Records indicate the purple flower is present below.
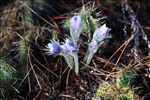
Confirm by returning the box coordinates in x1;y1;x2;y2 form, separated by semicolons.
93;24;111;42
60;45;69;52
70;15;81;30
66;39;75;47
84;24;111;64
47;43;61;54
61;39;78;53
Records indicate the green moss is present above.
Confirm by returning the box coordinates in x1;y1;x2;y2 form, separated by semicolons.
93;83;118;100
81;17;89;33
93;69;138;100
0;59;14;80
120;87;135;100
63;19;70;35
88;16;99;33
93;83;136;100
116;69;137;88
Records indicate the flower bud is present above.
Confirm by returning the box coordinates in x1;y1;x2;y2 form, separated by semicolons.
93;24;111;42
70;15;82;44
70;15;81;30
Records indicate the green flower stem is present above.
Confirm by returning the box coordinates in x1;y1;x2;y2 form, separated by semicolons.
86;52;95;64
72;53;79;74
84;41;104;64
83;51;89;62
61;53;74;69
71;31;79;45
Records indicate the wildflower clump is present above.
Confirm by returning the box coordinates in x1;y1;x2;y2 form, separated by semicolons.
45;4;111;74
116;69;137;88
45;39;79;74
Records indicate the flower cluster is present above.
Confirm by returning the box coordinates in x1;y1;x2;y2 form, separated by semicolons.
45;13;111;75
45;15;82;75
45;39;79;74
